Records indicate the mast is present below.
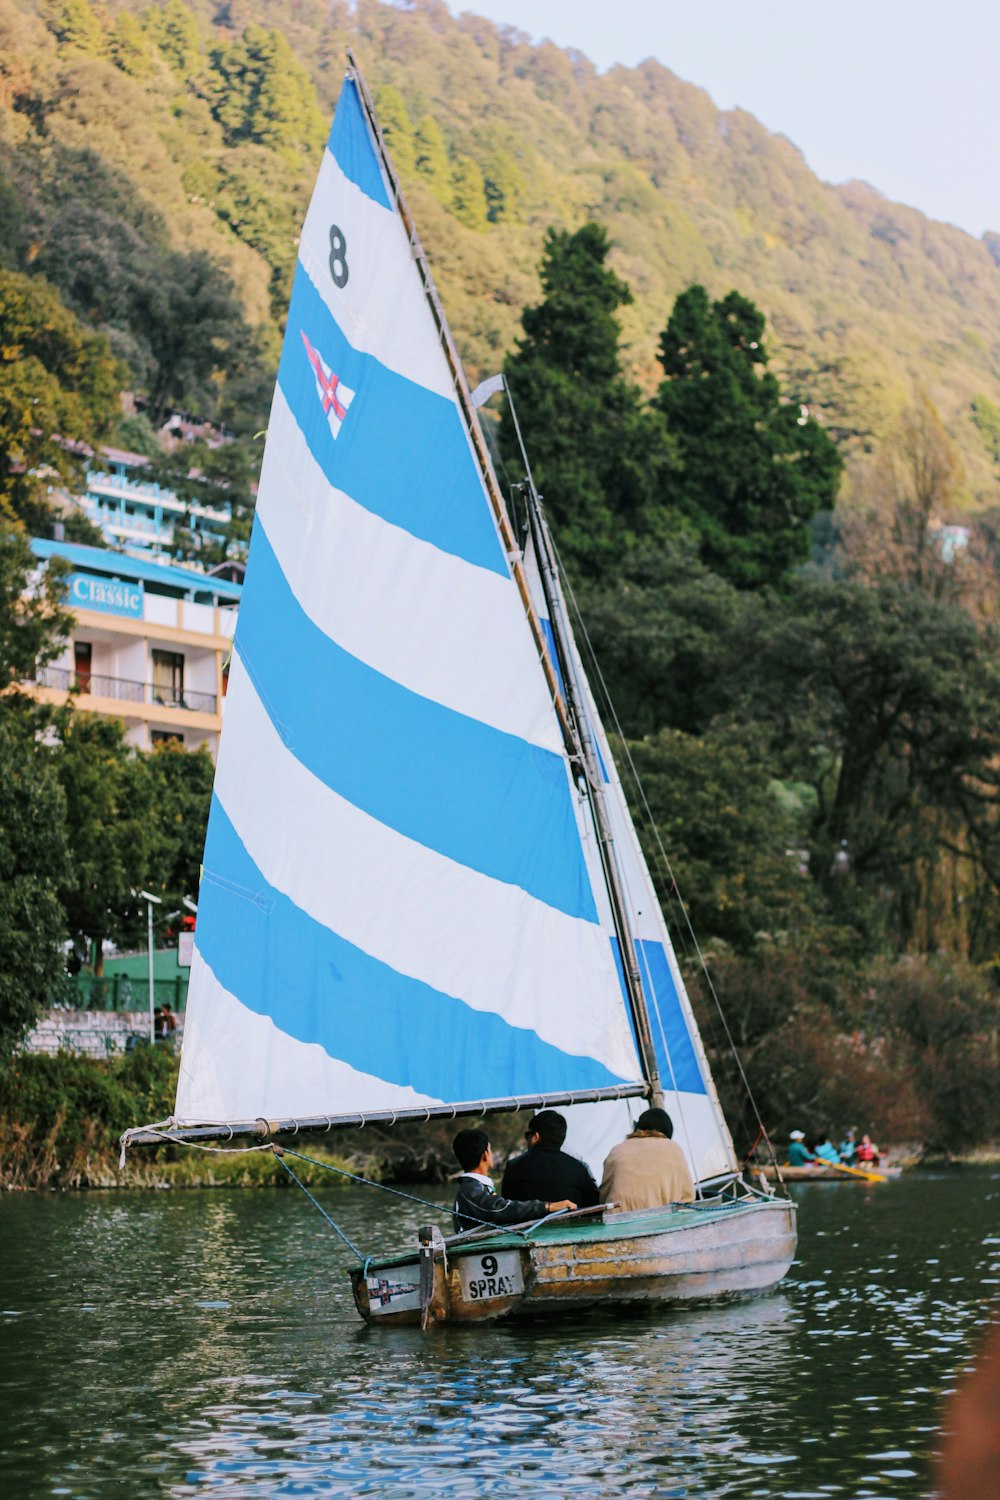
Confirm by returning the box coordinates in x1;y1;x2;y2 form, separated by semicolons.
516;467;664;1107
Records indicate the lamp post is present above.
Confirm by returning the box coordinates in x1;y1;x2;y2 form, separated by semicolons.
138;889;163;1044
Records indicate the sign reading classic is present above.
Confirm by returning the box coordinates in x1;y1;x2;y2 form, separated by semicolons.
68;571;144;619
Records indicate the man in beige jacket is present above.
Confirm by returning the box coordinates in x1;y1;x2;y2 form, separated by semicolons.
599;1107;696;1210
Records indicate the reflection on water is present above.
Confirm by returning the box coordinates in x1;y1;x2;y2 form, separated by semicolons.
1;1170;997;1497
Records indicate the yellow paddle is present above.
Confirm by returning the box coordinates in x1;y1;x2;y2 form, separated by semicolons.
829;1158;887;1183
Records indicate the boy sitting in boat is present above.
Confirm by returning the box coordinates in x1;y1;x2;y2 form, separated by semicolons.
599;1108;695;1210
500;1110;600;1209
452;1128;577;1233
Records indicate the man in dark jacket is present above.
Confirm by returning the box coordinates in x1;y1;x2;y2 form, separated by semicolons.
452;1128;576;1233
501;1110;599;1208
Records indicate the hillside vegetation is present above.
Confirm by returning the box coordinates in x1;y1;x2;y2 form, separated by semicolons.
1;0;998;505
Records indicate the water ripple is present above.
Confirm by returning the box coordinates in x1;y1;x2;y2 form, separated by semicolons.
0;1171;995;1497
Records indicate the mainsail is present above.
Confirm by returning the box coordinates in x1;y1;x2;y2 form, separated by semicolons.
174;74;646;1129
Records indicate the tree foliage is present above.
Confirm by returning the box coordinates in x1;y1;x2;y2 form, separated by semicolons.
0;519;70;1058
656;285;843;589
209;23;325;158
0;267;121;533
499;223;676;574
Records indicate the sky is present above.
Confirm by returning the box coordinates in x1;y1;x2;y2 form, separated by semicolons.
443;0;998;239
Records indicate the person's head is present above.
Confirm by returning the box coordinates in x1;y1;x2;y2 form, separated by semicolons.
634;1107;674;1138
525;1110;567;1149
789;1130;805;1142
453;1127;491;1173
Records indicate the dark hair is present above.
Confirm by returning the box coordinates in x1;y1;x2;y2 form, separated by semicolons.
528;1110;567;1148
635;1107;674;1138
453;1128;490;1171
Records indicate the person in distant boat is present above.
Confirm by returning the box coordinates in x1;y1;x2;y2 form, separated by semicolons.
787;1130;818;1167
501;1110;599;1209
452;1128;576;1234
814;1135;841;1166
839;1127;858;1164
599;1108;695;1211
855;1134;880;1167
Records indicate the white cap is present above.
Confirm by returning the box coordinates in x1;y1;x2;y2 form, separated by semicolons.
789;1130;805;1141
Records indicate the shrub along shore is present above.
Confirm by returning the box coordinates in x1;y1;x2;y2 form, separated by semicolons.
0;1049;490;1191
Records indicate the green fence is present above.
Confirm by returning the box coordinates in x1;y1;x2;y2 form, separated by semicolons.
50;973;189;1012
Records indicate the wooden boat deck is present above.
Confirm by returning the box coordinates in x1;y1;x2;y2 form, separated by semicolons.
363;1198;751;1272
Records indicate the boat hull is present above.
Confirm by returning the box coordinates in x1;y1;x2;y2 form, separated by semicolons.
761;1164;903;1182
350;1196;797;1326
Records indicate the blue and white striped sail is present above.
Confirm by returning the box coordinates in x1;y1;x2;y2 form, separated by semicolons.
520;539;738;1184
175;77;644;1126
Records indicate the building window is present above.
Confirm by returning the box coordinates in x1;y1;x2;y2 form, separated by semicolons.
152;649;184;707
152;730;184;747
74;640;92;693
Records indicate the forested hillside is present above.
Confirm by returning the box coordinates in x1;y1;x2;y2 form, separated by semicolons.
1;0;999;503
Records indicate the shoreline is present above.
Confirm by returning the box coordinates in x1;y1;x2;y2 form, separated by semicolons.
4;1143;999;1193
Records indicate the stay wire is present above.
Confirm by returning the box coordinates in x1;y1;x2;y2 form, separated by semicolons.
274;1151;365;1263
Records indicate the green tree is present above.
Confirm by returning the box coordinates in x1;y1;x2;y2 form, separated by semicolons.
413;114;452;204
209;24;324;157
626;723;818;956
0;704;69;1060
54;715;150;974
728;576;1000;955
0;515;71;687
656;285;842;589
375;84;415;178
108;12;153;78
499;223;676;574
140;739;214;907
0;268;121;534
972;394;1000;469
133;250;250;422
451;155;488;231
0;518;71;1058
54;0;105;57
482;147;523;224
142;0;201;79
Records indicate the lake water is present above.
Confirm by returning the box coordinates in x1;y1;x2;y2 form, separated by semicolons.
1;1168;997;1498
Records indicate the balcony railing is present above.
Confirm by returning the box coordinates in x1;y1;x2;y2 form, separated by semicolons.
31;666;218;715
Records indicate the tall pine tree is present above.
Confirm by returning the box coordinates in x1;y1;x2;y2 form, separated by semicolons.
656;286;842;589
500;223;674;576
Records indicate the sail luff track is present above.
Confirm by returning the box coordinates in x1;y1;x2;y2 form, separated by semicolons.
345;52;576;760
122;1084;649;1149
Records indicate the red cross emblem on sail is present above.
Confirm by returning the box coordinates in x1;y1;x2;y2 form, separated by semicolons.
301;330;355;439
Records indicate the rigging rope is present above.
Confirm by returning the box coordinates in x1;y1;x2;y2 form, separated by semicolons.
551;532;785;1184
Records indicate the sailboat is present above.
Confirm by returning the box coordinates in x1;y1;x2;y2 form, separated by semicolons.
122;59;796;1323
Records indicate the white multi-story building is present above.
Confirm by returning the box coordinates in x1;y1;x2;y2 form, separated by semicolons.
27;538;241;760
79;446;231;560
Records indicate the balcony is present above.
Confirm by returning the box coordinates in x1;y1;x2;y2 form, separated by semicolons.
32;666;218;715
